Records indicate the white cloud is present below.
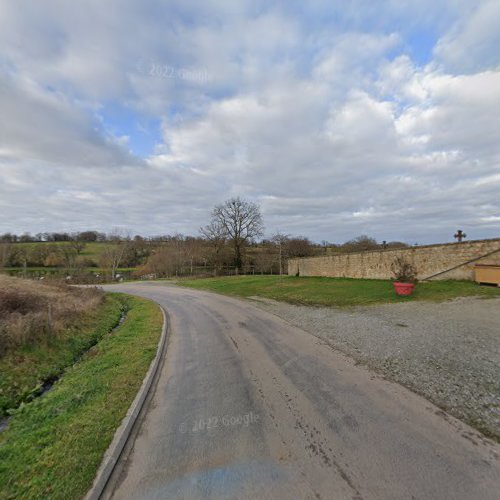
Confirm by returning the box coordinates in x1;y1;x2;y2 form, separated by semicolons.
313;32;401;84
0;0;499;243
434;0;500;72
395;70;500;162
0;71;137;167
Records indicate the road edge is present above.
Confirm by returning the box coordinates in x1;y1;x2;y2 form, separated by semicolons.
85;304;170;500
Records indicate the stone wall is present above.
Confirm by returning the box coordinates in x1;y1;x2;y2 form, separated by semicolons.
288;238;500;281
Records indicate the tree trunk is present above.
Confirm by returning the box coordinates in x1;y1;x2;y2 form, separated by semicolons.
234;244;243;273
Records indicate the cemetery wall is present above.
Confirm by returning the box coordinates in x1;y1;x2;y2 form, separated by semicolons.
287;238;500;281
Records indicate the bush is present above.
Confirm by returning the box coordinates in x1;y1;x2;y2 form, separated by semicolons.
391;257;417;283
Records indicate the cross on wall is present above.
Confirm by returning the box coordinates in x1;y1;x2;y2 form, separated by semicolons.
454;229;467;242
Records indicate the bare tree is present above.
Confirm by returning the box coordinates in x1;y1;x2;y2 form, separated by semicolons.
200;220;227;275
58;244;79;269
342;235;378;252
100;234;131;279
139;245;176;277
210;197;264;273
286;236;316;258
271;232;290;275
68;235;87;255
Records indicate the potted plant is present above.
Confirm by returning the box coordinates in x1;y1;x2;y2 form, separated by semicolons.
391;257;417;296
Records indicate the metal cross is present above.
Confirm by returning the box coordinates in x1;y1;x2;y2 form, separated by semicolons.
454;229;467;242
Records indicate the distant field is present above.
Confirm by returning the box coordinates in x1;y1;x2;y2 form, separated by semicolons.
14;241;112;259
3;267;136;273
81;242;110;257
181;275;500;307
4;242;149;277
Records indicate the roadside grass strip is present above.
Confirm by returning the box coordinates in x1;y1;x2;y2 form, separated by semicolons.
0;295;123;418
181;275;500;307
0;294;162;500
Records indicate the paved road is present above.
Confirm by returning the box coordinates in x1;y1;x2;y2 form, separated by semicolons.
101;283;500;500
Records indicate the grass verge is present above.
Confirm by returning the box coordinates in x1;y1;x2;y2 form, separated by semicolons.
181;275;500;307
0;293;123;416
0;294;163;499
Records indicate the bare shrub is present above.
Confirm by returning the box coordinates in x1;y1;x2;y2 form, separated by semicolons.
0;275;103;356
391;257;417;283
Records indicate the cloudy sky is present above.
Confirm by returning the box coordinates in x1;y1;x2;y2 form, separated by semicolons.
1;0;499;244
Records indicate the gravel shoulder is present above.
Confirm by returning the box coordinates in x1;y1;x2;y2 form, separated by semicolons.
249;295;500;441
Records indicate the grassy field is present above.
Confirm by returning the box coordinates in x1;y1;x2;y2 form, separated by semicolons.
0;294;163;499
181;275;500;307
14;241;111;258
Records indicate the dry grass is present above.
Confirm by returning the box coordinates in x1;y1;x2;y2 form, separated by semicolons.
0;275;103;356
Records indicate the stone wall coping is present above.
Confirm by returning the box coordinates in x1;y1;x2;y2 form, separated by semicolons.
289;237;500;262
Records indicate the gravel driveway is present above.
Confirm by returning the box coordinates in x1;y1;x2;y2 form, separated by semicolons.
250;296;500;441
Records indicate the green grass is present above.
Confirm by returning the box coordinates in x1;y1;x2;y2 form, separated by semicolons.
0;294;163;499
14;241;112;259
0;295;124;416
181;275;500;307
79;242;112;258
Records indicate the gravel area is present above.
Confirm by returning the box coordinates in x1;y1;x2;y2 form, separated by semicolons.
249;295;500;441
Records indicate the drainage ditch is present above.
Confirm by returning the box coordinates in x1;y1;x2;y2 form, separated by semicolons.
0;307;127;433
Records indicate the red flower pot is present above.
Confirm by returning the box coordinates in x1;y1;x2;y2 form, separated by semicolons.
393;282;415;296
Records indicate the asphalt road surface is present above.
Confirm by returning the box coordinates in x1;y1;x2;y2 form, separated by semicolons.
101;283;500;500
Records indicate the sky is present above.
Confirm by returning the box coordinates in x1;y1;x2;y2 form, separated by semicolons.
1;0;499;244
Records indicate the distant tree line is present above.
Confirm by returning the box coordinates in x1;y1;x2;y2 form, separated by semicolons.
1;231;116;243
1;199;409;278
0;232;408;277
